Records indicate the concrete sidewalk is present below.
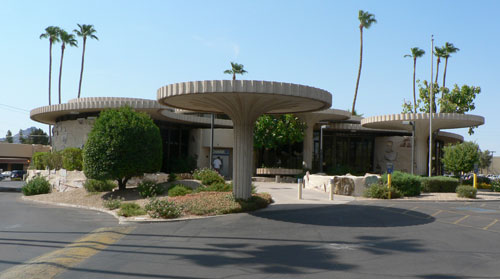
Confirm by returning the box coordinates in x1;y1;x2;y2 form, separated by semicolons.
254;181;354;205
0;180;24;192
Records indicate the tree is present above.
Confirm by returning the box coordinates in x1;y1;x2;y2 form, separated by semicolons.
404;47;425;113
57;29;78;104
83;107;162;190
442;42;459;88
439;84;481;114
442;141;480;176
5;130;13;143
27;128;49;145
223;62;247;80
479;150;493;173
415;80;440;113
254;114;306;149
40;26;60;106
433;46;446;86
18;129;25;144
352;10;377;114
74;24;98;98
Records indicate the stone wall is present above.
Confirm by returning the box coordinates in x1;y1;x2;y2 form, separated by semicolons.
52;118;95;151
304;173;379;197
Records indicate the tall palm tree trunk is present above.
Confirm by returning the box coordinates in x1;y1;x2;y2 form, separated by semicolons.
232;72;235;81
413;58;417;113
442;58;449;88
434;58;440;85
58;44;65;104
352;26;363;114
77;37;87;98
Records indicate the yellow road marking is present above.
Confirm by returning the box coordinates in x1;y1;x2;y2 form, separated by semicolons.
483;219;498;230
402;206;419;214
0;226;135;279
431;210;443;217
453;215;470;224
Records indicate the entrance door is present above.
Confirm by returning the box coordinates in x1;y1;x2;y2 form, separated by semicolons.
213;149;231;179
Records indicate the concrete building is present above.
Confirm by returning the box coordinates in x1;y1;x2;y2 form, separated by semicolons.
30;86;482;182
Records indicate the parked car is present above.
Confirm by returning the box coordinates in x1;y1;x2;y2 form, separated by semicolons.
10;170;25;181
1;171;11;178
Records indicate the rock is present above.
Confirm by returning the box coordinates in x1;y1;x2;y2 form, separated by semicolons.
333;177;355;195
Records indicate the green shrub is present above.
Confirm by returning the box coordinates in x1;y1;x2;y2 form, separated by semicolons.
421;176;459;193
380;171;421;197
32;152;50;170
456;185;477;198
84;179;116;192
195;182;232;193
145;198;182;219
363;183;402;199
103;196;124;210
22;177;51;196
137;180;165;198
168;173;177;183
168;185;193;197
118;203;146;217
492;180;500;192
193;168;225;186
83;107;163;190
166;155;197;173
62;147;83;171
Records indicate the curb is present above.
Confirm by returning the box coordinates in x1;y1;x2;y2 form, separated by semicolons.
0;187;22;193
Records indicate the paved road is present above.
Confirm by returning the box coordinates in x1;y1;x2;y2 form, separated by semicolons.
0;180;24;192
0;192;118;274
2;192;500;278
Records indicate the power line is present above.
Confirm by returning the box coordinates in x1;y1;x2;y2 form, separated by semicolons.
0;103;29;112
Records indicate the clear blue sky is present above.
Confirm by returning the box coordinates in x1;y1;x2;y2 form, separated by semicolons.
1;0;498;152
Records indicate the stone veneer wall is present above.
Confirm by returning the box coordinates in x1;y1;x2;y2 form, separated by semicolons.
52;118;96;151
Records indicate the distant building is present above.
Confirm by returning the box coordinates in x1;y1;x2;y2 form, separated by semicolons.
0;143;51;171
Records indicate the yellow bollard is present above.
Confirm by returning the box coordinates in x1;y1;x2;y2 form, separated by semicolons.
298;178;303;200
388;173;392;199
473;173;477;189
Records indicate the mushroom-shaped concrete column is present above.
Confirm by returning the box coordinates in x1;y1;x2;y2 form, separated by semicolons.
361;113;484;175
157;80;332;199
297;109;351;169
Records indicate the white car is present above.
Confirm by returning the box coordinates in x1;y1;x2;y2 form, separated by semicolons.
1;171;11;178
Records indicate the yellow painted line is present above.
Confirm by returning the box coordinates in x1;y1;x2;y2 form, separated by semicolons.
483;219;498;230
0;226;135;279
431;210;443;217
453;215;470;224
402;206;419;214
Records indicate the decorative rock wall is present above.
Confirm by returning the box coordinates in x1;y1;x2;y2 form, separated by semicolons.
304;173;379;197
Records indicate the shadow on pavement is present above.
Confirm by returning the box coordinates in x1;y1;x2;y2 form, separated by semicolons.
251;204;435;227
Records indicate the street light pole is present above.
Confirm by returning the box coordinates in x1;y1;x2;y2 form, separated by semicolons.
429;35;434;177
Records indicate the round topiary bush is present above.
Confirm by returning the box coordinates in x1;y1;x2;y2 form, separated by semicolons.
456;185;477;198
84;179;116;192
380;171;421;197
22;177;51;196
83;107;162;190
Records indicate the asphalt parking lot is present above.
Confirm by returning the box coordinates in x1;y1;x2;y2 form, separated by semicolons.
1;191;500;279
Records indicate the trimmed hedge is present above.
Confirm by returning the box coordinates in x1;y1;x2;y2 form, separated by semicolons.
380;171;421;197
84;179;116;192
363;183;402;199
62;148;83;171
421;176;459;193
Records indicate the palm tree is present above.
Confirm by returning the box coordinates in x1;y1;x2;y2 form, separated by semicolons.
224;62;247;80
40;26;61;106
434;46;446;85
404;47;425;113
57;29;78;104
74;24;99;98
442;42;459;88
352;10;377;114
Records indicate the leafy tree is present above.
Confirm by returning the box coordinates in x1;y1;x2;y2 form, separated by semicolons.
404;47;425;113
40;26;60;106
83;107;162;190
5;130;13;143
415;80;440;113
442;141;480;176
18;129;25;144
479;149;493;172
439;84;481;114
62;147;83;171
352;10;377;114
254;114;306;149
27;128;49;145
223;62;247;80
442;42;459;88
57;29;78;104
74;24;98;98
